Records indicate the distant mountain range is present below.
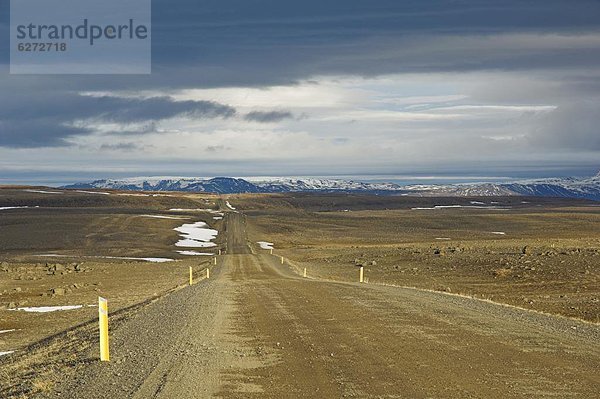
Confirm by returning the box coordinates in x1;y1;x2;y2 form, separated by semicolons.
63;173;600;201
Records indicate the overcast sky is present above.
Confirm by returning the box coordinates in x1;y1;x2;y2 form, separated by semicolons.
1;0;599;185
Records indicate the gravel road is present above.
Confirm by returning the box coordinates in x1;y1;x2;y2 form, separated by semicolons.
44;212;600;398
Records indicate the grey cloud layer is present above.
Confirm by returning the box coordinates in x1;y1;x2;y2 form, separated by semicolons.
244;111;294;123
0;94;237;147
2;0;599;90
0;0;599;176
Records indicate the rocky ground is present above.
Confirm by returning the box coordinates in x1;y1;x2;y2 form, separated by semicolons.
0;187;224;386
0;190;598;397
238;194;600;322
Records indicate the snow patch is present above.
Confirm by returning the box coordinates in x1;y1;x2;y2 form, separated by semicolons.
169;208;221;214
36;254;174;262
412;205;510;210
0;206;40;211
111;257;174;262
0;329;16;334
0;351;15;357
257;241;274;250
225;201;236;210
177;250;213;256
490;231;506;235
174;221;218;248
24;189;63;194
9;305;84;313
435;237;451;240
139;214;189;220
75;190;110;195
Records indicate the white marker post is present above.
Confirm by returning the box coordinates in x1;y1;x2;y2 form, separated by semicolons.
280;256;284;265
303;268;307;278
98;297;109;361
206;268;210;279
270;248;273;255
214;257;217;265
189;266;193;285
359;267;364;283
218;249;222;256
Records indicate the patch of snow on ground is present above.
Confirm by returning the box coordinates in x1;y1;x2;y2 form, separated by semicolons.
9;305;84;313
213;216;223;220
105;257;174;262
139;214;189;220
36;254;174;262
177;250;213;256
75;190;111;195
170;208;210;212
226;201;236;210
470;201;485;205
491;231;506;235
0;329;16;334
0;206;40;211
257;241;274;250
435;238;451;240
0;351;15;357
412;205;510;210
24;189;63;194
174;221;218;248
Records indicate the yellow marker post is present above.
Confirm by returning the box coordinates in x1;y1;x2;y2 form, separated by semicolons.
359;267;364;283
206;268;210;279
189;266;193;285
303;268;307;278
98;297;109;361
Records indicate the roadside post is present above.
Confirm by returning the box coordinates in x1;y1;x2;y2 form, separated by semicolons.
280;256;284;265
359;266;364;283
303;268;307;278
270;248;273;255
206;268;210;279
214;257;217;265
98;297;109;361
189;266;193;285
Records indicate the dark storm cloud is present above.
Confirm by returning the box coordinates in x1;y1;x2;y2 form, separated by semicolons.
1;0;599;91
0;94;236;148
244;111;294;123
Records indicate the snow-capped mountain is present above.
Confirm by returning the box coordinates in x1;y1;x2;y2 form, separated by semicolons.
62;173;600;200
64;176;405;194
404;173;600;200
245;177;402;192
64;177;267;194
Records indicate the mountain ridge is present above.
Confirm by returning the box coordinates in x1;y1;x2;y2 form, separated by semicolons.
62;173;600;201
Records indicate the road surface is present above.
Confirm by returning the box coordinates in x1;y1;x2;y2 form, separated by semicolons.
47;212;600;398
